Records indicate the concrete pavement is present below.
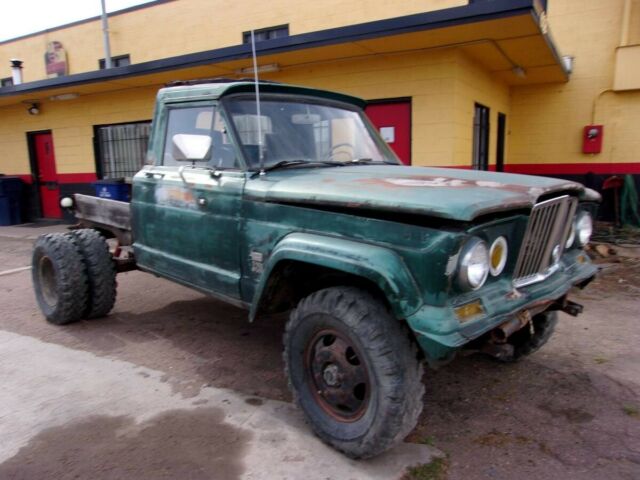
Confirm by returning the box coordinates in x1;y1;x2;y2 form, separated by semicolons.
0;329;440;479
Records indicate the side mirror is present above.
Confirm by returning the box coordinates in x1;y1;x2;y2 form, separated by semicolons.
172;134;212;162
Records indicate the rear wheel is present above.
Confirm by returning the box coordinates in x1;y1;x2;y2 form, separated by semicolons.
32;233;89;325
69;229;117;319
284;286;424;459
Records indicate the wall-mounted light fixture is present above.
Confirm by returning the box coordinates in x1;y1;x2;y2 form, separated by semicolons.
235;63;280;75
562;55;575;74
27;103;40;115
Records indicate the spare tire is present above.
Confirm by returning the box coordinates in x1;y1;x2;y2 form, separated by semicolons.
32;233;89;325
69;229;117;319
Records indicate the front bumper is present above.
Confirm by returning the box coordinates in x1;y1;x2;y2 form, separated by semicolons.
407;251;597;365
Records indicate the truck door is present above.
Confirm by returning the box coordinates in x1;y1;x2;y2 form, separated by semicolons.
132;103;244;300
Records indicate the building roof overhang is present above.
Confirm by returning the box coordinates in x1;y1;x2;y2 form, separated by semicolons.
0;0;567;108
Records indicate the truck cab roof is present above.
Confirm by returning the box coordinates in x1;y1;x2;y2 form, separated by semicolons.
157;80;366;108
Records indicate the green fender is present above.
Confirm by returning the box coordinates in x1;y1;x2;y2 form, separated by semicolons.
249;232;422;321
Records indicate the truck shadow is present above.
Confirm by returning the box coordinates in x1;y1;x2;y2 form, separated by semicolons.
65;295;291;401
0;407;251;480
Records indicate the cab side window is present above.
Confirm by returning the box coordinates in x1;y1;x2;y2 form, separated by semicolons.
162;106;237;169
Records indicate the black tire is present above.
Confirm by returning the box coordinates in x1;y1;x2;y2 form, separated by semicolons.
499;311;558;363
32;233;89;325
69;229;117;319
284;286;424;459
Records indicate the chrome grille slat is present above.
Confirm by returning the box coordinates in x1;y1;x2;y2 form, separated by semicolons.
513;195;577;288
536;204;560;272
525;206;551;275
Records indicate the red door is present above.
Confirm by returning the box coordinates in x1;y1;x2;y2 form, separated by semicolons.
34;133;62;218
365;100;411;165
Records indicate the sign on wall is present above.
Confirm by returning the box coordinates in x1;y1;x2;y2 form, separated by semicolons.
45;41;68;78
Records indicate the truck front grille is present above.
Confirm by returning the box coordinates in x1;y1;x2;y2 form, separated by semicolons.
512;195;577;288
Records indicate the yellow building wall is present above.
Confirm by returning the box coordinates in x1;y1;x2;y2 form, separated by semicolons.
270;49;461;166
614;45;640;91
509;0;640;169
1;44;505;175
266;48;509;168
0;86;158;175
628;0;640;45
0;0;466;83
452;50;510;168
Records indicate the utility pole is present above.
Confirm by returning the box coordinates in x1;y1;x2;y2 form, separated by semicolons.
100;0;112;68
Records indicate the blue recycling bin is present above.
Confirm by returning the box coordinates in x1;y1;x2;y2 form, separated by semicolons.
93;179;131;202
0;176;24;226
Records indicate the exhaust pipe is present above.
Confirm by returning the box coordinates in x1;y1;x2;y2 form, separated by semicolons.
492;310;531;343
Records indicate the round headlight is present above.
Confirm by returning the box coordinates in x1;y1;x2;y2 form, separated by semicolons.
575;211;593;247
565;222;576;249
458;237;489;291
489;236;508;277
60;196;73;209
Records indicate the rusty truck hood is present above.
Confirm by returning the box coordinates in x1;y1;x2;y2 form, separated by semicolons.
245;165;586;221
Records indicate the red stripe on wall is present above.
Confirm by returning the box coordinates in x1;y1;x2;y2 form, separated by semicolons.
503;163;640;175
58;173;98;183
436;165;499;171
10;173;98;184
434;163;640;175
15;174;33;184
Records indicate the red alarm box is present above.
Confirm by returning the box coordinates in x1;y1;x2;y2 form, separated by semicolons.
582;125;603;154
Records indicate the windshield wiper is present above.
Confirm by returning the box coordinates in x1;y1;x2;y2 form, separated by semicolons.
349;158;398;165
252;159;346;177
349;158;373;164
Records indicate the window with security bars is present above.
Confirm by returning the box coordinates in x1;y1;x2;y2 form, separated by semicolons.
242;25;289;43
95;121;151;179
472;103;490;171
99;54;131;69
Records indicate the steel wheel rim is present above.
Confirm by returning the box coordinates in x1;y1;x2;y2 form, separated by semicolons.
304;328;370;422
38;256;57;307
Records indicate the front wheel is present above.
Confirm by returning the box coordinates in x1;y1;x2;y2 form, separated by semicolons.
284;287;424;459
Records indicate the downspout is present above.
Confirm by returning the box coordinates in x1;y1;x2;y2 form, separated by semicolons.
620;0;632;47
100;0;112;68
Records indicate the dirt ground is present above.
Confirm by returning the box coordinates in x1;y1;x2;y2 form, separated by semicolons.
0;231;639;479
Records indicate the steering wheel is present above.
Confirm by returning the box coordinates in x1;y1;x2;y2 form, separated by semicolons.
324;142;355;162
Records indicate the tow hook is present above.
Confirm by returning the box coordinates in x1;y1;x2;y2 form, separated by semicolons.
561;299;584;316
550;297;584;317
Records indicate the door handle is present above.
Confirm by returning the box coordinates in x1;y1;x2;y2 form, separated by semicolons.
45;181;59;190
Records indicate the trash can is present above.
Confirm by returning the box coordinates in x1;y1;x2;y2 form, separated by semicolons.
93;179;131;202
0;176;24;226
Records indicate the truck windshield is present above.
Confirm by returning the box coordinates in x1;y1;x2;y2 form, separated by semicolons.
223;95;400;170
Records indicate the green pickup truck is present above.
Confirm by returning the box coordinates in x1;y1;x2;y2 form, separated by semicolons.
32;80;599;458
